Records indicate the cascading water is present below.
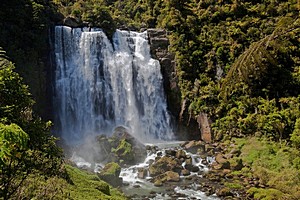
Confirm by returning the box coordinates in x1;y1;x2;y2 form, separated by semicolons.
53;26;173;144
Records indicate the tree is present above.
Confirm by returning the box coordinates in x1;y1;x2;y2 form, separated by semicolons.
221;17;300;100
0;51;63;199
0;123;29;200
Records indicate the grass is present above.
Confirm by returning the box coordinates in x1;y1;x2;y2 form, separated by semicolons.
227;137;300;200
14;165;128;200
224;182;243;189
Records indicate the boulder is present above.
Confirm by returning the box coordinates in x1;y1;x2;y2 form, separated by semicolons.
215;153;227;164
98;162;122;187
149;156;182;177
154;180;163;187
111;126;147;165
137;168;147;179
155;171;180;183
165;149;176;157
176;149;186;159
215;153;230;169
191;165;200;172
184;140;205;154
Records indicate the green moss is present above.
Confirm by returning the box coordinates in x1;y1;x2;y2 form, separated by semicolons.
64;165;127;199
100;162;121;177
112;139;134;162
247;188;289;200
229;137;300;199
13;165;127;199
224;182;243;189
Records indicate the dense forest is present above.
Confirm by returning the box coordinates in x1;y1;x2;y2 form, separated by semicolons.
1;0;300;199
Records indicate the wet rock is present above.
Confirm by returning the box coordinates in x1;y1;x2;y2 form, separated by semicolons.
137;168;147;179
147;29;167;38
123;182;129;186
185;157;193;165
191;166;200;172
181;169;191;176
165;149;176;157
149;37;169;50
157;151;163;157
111;126;147;165
176;149;186;159
154;180;163;187
98;162;122;187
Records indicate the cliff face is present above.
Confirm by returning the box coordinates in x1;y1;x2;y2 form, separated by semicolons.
147;29;201;140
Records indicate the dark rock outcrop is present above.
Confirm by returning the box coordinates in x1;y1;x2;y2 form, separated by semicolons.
63;16;81;27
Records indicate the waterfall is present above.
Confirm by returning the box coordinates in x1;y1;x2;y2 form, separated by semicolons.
53;26;173;144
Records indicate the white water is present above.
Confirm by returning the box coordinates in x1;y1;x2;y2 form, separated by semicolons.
119;143;219;199
54;26;173;144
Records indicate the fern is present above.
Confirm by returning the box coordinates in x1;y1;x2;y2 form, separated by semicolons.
0;47;9;69
221;17;300;99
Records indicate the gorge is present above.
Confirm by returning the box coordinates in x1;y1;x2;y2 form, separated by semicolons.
1;1;299;199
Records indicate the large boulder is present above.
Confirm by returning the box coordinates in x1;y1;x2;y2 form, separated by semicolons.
111;126;147;165
98;162;122;187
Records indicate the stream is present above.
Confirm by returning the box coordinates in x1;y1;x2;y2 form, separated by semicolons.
71;141;219;200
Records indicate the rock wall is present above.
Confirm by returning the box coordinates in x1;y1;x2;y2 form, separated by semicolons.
147;29;201;141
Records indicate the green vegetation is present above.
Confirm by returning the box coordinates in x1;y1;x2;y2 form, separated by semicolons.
1;0;300;199
0;51;63;199
63;165;126;199
112;139;134;163
12;165;127;199
0;50;127;199
228;137;300;199
99;162;121;177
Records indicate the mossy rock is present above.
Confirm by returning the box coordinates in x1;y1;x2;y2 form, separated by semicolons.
229;158;243;171
62;165;127;199
112;139;134;164
100;162;121;177
247;187;288;200
216;187;233;197
98;162;122;187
